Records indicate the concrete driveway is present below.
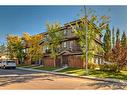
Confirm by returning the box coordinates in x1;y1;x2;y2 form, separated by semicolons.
0;68;127;90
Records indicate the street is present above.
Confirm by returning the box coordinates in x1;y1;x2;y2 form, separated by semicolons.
0;68;127;90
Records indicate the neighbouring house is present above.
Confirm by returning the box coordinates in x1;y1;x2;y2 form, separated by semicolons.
39;18;104;68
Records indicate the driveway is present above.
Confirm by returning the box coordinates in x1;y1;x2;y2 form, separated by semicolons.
0;68;127;90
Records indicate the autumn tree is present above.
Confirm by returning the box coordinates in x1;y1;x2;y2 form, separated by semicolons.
46;22;64;67
23;32;44;64
108;29;127;72
121;31;127;47
7;35;25;64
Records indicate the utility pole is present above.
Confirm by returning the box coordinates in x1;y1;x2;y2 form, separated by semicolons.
84;6;88;75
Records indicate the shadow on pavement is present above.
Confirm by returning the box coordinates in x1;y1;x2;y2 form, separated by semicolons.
0;74;56;87
83;81;127;90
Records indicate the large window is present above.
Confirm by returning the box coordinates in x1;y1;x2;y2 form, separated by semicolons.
94;57;102;64
63;42;67;48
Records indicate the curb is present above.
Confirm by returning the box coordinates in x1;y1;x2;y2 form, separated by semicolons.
17;67;127;85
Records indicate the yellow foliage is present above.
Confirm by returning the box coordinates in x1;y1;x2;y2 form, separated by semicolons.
23;32;44;61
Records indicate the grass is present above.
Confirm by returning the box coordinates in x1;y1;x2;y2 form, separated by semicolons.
58;67;85;76
17;63;58;71
17;64;32;67
33;66;58;71
57;67;127;80
17;64;39;68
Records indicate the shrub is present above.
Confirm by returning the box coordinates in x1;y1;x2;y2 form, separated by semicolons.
88;63;98;70
99;63;119;72
122;66;127;71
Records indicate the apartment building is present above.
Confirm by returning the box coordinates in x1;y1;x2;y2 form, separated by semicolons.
40;18;103;68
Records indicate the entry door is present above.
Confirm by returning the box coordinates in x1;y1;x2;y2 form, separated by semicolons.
62;55;68;66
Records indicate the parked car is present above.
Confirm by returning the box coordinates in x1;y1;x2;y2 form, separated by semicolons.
0;60;16;69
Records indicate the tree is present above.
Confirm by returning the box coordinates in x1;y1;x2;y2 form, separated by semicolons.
112;27;115;48
103;24;112;60
116;28;120;43
46;22;64;67
23;32;44;64
107;29;127;72
7;35;25;64
71;11;109;68
103;24;111;52
121;31;126;47
0;43;7;56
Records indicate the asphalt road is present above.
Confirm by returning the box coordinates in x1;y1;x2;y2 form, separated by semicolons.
0;68;127;90
0;68;40;75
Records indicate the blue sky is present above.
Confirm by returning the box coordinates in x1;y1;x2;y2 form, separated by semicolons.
0;6;127;44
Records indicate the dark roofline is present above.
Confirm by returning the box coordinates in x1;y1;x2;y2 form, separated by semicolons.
39;18;103;45
64;18;103;37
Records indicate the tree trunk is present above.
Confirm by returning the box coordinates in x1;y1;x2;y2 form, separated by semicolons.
30;56;32;65
61;55;63;67
83;60;86;68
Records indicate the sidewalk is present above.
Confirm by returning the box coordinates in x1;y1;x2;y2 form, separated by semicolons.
17;67;127;85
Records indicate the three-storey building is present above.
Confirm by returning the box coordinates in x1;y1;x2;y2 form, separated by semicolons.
40;18;103;68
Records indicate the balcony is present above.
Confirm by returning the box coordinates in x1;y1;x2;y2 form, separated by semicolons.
59;45;82;53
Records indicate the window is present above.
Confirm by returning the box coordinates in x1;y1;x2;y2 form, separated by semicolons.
70;41;73;49
63;42;67;48
94;57;98;64
64;30;67;36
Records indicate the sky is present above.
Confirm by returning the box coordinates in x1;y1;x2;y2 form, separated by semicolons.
0;6;127;44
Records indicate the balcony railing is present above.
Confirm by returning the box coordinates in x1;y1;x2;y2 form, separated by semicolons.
58;46;82;52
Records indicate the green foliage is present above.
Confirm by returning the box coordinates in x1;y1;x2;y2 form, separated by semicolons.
103;24;111;53
88;62;98;70
122;66;127;71
112;27;115;48
99;63;119;72
46;22;64;66
71;18;103;62
0;44;7;56
116;28;120;42
121;31;127;47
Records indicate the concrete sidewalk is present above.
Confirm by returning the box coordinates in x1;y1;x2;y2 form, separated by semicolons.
17;67;127;85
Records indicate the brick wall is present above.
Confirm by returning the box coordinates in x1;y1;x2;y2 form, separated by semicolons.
68;55;84;68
